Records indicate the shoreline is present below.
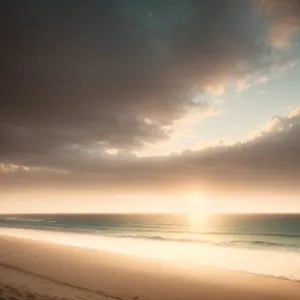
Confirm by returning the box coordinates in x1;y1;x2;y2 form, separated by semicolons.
1;235;300;300
1;226;300;282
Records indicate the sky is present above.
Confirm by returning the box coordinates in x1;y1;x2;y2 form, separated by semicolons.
1;0;300;213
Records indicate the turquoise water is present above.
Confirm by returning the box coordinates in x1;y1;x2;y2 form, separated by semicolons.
1;214;300;281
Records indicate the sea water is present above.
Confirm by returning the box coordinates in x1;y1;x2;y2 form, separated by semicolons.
0;214;300;281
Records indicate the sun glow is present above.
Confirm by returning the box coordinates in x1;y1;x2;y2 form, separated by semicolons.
187;192;211;212
188;212;208;227
186;193;210;227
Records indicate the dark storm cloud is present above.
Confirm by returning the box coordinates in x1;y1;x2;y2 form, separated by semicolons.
1;0;288;159
1;0;174;152
1;108;300;195
171;0;270;88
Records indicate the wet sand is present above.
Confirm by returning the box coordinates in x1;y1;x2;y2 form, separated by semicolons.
0;235;299;300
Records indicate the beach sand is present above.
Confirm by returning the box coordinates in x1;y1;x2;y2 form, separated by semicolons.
0;235;299;300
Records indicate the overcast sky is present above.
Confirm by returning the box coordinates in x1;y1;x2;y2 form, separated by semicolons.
1;0;300;213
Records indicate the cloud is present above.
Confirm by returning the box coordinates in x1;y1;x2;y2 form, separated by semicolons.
260;0;300;48
1;1;300;199
250;107;300;138
1;0;296;161
1;108;300;197
257;75;269;83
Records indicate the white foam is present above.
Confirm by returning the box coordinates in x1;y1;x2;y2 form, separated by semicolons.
1;227;300;281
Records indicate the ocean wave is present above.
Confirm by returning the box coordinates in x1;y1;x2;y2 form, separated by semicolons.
1;224;300;240
1;218;300;250
108;233;299;249
164;231;300;238
0;217;43;222
2;217;300;239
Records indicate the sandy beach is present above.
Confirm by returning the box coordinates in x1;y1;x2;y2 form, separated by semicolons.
0;235;299;300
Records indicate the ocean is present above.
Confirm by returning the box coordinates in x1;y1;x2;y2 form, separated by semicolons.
0;213;300;281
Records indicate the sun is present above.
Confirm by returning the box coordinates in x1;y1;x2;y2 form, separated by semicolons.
188;192;210;211
185;193;210;226
188;212;207;225
191;194;200;203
